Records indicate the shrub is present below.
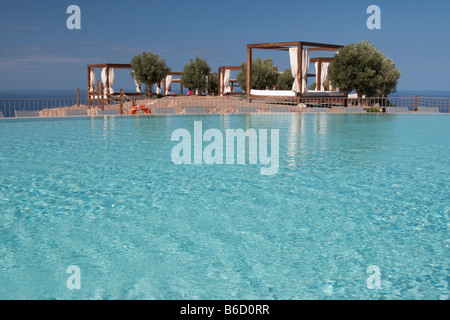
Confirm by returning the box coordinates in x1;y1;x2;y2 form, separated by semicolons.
181;58;211;94
328;41;401;97
130;51;171;97
208;72;219;95
236;57;279;91
278;68;295;90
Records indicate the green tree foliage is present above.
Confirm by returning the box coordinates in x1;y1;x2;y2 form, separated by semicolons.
236;57;279;91
328;41;401;97
181;58;211;94
130;51;171;96
208;72;219;95
308;81;328;91
277;68;295;90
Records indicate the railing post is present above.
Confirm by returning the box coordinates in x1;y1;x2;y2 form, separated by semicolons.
120;89;123;115
77;88;80;108
96;80;100;110
100;83;105;110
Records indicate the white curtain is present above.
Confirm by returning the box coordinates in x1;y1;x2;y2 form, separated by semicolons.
223;69;231;94
165;75;173;95
289;47;300;92
302;49;310;93
205;75;209;95
108;68;115;94
320;62;329;91
133;78;141;93
155;82;161;95
315;62;319;91
101;67;107;94
89;70;96;92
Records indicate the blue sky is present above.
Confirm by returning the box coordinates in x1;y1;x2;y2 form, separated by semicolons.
0;0;449;91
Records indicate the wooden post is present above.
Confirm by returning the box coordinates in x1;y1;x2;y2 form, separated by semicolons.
96;80;100;109
100;83;104;110
106;66;110;106
220;68;224;96
77;88;80;107
87;67;90;108
120;89;123;115
297;43;302;105
317;62;322;91
415;95;418;111
247;47;252;103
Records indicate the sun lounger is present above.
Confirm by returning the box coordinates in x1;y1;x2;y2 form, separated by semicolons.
154;108;175;114
307;107;328;113
237;107;257;113
66;110;89;117
270;106;290;113
97;110;119;116
386;107;409;113
15;110;40;118
418;107;440;113
185;107;205;114
344;107;364;113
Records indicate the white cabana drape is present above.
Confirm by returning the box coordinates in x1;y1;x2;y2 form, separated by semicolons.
101;67;107;94
205;75;209;95
89;70;96;92
320;62;329;91
289;48;300;92
302;49;310;93
133;78;141;93
100;67;115;95
165;75;173;95
155;82;161;95
223;69;231;94
108;68;115;94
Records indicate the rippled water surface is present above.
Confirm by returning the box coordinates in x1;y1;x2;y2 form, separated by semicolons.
0;114;448;299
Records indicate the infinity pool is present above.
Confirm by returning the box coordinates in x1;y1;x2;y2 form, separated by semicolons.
0;114;448;299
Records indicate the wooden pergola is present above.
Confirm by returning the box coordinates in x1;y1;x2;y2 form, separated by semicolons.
246;41;344;103
163;72;183;96
87;63;143;108
163;72;212;95
218;66;241;96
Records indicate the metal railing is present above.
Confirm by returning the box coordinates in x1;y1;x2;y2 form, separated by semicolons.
0;98;88;118
1;95;449;118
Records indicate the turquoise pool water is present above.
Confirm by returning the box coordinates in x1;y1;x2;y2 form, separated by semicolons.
0;114;448;300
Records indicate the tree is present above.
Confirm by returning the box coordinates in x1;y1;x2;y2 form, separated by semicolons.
208;72;219;95
277;68;294;90
181;58;211;94
236;57;279;91
130;51;171;97
328;41;401;97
